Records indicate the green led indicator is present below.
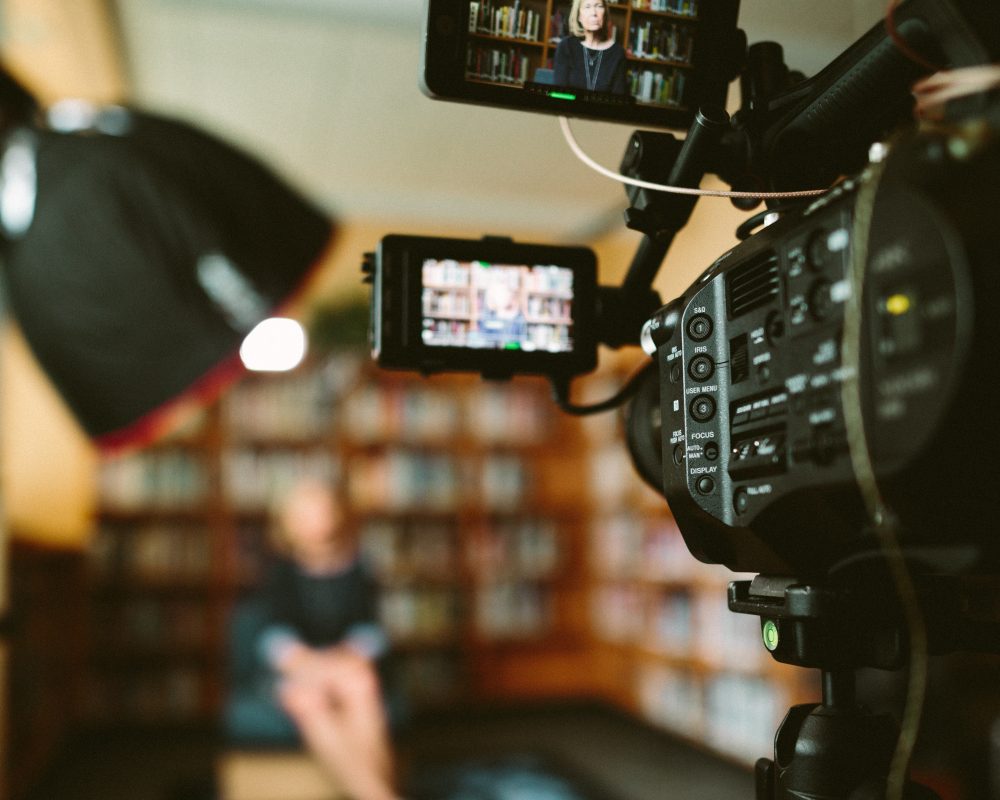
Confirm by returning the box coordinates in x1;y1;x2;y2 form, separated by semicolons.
549;91;577;101
504;342;521;350
762;620;780;651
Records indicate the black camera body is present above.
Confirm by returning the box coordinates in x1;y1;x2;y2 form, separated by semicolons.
644;124;1000;579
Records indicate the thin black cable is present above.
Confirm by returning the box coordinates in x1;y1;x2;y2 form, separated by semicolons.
550;360;651;416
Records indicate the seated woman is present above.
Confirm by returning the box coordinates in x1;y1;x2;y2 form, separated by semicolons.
552;1;627;96
224;478;392;746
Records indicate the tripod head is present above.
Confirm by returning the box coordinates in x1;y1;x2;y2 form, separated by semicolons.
728;569;1000;799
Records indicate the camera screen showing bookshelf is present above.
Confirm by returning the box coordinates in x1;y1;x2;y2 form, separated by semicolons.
464;1;698;109
422;259;575;353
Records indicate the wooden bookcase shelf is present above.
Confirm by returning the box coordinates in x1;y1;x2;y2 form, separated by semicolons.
83;352;590;722
81;345;818;767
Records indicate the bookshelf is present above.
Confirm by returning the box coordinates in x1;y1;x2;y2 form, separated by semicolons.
83;351;590;722
8;542;87;799
466;1;699;109
580;356;820;766
83;344;815;766
85;411;224;723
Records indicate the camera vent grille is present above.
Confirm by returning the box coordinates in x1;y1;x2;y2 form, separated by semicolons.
727;251;780;318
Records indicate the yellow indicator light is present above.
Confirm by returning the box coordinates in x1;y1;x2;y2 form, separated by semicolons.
885;294;911;316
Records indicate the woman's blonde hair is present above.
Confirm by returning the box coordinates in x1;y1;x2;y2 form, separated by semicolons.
568;0;612;40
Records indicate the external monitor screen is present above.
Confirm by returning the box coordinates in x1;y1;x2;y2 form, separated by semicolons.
421;259;575;353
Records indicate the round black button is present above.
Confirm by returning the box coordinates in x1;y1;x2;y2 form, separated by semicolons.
704;442;719;460
687;314;713;342
672;444;685;465
807;229;831;271
765;310;784;344
809;279;834;321
696;476;715;495
734;488;750;514
688;355;715;382
689;395;716;422
669;361;683;384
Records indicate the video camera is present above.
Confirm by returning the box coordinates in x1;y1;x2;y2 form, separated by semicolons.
365;1;1000;796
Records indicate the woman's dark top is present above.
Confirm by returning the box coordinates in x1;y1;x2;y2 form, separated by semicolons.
260;556;381;648
552;37;628;95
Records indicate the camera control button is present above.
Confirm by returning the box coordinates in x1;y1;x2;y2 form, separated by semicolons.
807;229;832;271
690;395;716;422
687;314;713;341
672;444;685;465
809;280;834;321
733;488;750;514
696;476;715;495
765;311;785;344
688;355;715;382
704;442;719;460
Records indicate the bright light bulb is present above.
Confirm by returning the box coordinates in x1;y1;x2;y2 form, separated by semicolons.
240;317;307;372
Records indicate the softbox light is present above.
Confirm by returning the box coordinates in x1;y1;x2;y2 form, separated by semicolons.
0;107;334;451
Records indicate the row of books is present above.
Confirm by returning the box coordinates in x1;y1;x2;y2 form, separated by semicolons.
222;356;365;441
464;382;550;444
424;259;573;293
423;287;473;318
469;1;545;41
631;0;697;15
83;667;205;721
525;265;576;294
89;523;212;583
223;372;336;441
378;578;557;642
360;519;459;580
590;580;766;669
229;520;269;585
587;444;640;509
98;438;536;516
467;518;562;578
99;450;210;511
467;45;534;85
637;665;788;765
379;586;462;641
422;258;473;288
232;513;562;589
91;596;209;650
421;318;573;353
525;295;572;322
347;451;533;513
590;511;734;583
222;448;339;511
628;66;686;106
422;288;572;325
475;581;553;637
627;21;694;63
341;384;462;443
703;672;791;763
346;380;553;444
590;583;644;642
348;451;462;513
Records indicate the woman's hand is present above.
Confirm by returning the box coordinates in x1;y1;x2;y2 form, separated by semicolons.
279;649;398;800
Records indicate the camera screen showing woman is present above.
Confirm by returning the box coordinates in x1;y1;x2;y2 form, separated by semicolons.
553;1;627;95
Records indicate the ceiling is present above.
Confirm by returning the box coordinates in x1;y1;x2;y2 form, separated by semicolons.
111;0;889;246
